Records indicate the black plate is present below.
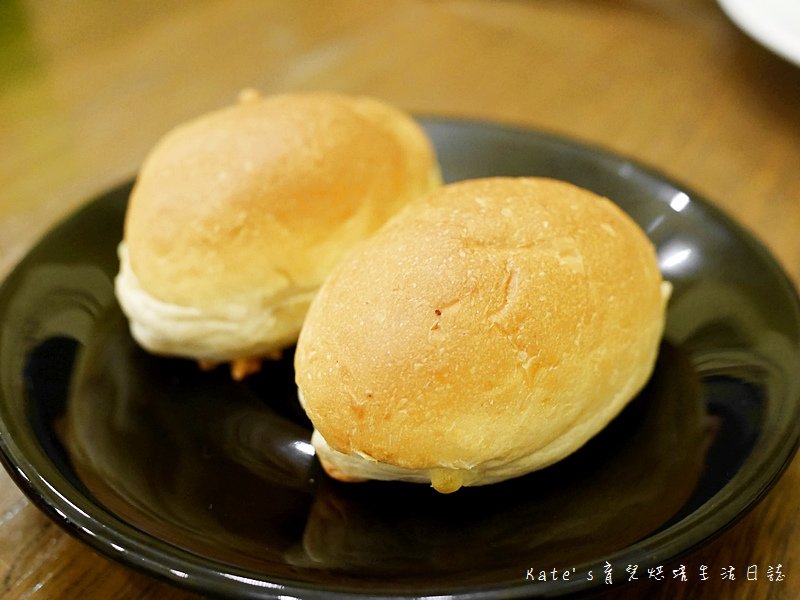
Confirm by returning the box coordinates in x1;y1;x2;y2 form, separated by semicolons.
0;119;798;599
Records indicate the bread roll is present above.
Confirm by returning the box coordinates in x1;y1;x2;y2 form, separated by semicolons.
294;177;670;493
115;90;440;378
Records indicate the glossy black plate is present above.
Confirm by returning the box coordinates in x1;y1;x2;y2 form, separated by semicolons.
0;119;798;599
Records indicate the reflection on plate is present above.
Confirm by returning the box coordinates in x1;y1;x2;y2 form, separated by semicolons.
63;309;709;586
1;119;799;599
718;0;800;67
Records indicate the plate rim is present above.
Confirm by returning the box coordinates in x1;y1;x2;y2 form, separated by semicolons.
718;0;800;67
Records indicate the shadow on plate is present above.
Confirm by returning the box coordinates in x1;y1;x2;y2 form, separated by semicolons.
50;305;713;588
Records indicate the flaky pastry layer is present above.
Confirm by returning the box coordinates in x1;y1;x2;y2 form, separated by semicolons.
115;242;314;362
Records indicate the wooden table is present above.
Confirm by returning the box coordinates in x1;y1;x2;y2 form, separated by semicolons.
1;1;797;598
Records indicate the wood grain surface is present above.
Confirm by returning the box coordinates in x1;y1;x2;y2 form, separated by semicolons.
1;1;798;598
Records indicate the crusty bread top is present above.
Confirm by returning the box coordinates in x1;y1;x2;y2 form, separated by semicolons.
295;177;668;479
123;90;440;312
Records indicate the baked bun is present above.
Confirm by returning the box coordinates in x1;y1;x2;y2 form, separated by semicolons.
115;90;441;379
294;177;670;493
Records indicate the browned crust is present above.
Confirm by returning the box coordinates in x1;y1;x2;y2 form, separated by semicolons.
295;177;667;478
124;91;440;311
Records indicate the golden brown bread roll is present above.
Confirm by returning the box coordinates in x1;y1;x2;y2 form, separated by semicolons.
294;177;671;493
115;90;441;378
